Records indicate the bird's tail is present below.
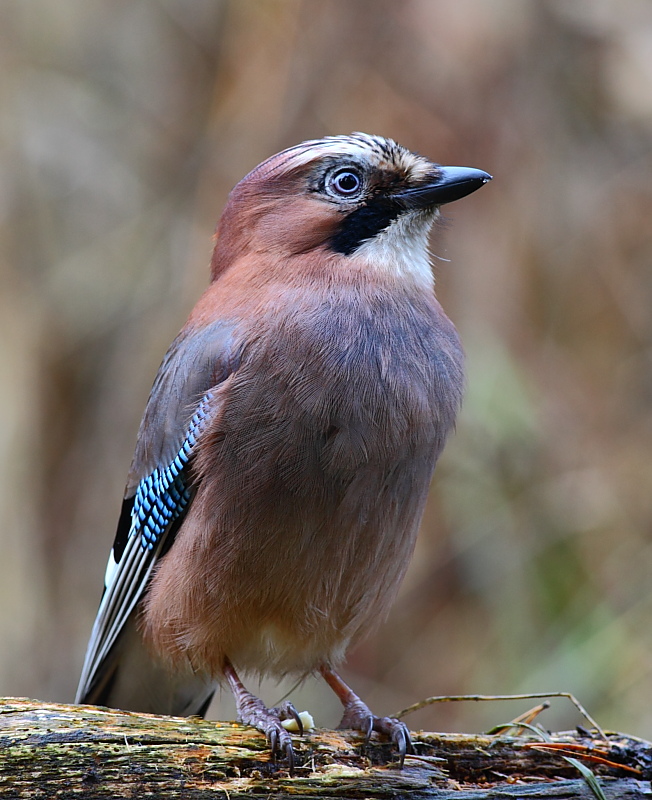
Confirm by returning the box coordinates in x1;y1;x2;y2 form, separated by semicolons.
76;613;217;718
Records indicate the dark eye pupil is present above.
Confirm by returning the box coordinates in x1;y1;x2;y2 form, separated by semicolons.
333;171;360;194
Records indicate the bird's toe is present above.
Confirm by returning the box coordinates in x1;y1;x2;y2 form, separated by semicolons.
263;715;296;773
237;693;297;773
270;699;304;735
372;716;414;766
337;699;412;766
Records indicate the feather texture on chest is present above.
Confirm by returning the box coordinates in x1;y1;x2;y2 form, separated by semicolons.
224;284;462;474
142;282;463;677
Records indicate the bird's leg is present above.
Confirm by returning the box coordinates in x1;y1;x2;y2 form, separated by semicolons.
319;664;413;766
223;657;302;772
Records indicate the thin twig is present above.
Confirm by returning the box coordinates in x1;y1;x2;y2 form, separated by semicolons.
395;692;606;739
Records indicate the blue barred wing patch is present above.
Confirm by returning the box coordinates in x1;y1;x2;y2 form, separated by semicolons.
78;391;216;700
131;392;213;551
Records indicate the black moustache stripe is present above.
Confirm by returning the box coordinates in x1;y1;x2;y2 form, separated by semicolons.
329;198;401;255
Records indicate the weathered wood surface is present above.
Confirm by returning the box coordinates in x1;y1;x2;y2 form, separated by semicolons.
0;697;650;798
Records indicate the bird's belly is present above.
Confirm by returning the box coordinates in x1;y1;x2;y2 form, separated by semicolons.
227;620;351;677
201;393;439;676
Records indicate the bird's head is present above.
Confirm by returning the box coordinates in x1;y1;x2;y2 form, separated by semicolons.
211;133;491;287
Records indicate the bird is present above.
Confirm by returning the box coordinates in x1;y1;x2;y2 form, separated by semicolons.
75;132;491;770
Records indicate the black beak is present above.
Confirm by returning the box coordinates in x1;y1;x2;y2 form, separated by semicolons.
394;166;492;209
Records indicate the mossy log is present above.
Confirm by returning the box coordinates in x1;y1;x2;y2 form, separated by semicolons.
0;697;650;798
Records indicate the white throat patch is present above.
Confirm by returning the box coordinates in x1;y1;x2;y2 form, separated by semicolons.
353;209;438;288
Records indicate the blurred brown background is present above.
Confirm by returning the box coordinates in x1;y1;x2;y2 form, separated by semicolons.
1;0;652;737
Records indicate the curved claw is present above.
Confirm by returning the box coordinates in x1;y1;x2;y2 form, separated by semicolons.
288;703;304;736
362;714;374;745
393;720;414;768
269;727;278;756
266;723;296;775
397;735;407;768
283;738;295;775
271;700;304;736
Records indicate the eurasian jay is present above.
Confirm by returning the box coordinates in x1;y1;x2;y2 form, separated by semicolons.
76;133;491;769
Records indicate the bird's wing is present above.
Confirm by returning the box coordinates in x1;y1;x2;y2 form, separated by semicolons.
75;319;238;706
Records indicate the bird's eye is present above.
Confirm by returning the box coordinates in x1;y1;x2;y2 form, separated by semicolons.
328;169;362;197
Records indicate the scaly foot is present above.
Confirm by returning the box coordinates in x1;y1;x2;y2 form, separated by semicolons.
320;664;413;766
224;659;302;773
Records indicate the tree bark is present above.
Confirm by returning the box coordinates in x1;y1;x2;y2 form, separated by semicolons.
0;697;649;798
